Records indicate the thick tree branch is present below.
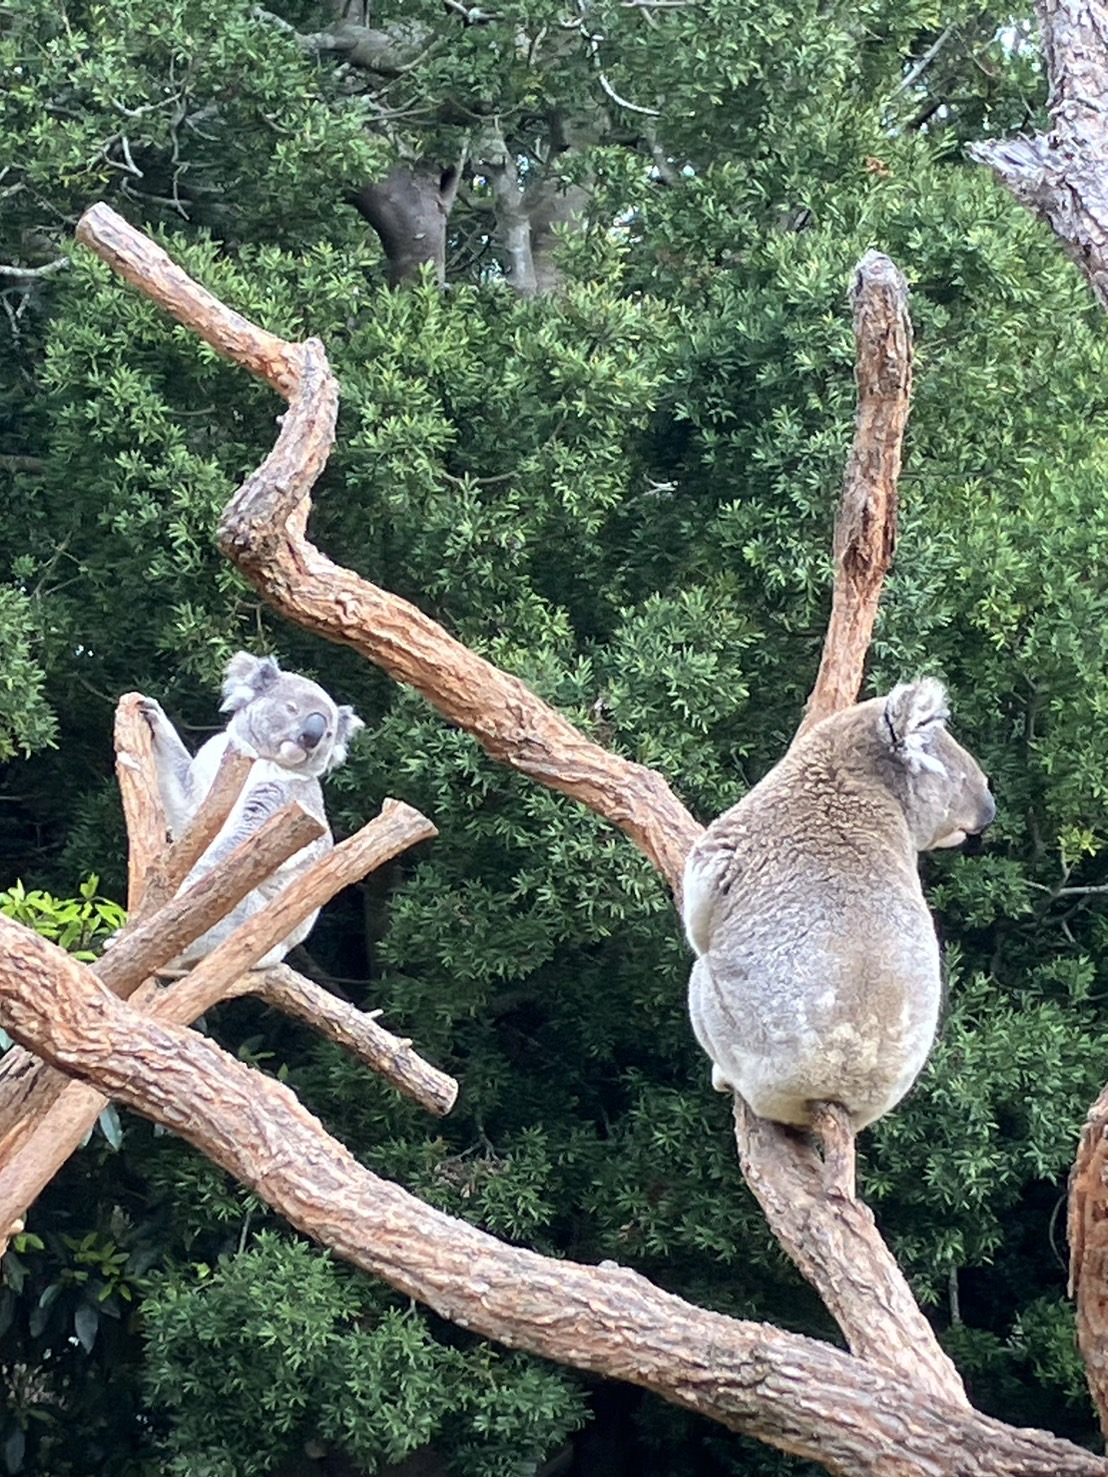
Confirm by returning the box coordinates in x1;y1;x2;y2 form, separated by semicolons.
967;0;1108;312
0;924;1104;1477
54;205;976;1444
797;251;909;738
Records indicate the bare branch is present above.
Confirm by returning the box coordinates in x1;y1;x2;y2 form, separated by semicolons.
1;925;1105;1477
115;692;168;914
74;203;702;892
230;962;458;1115
733;1102;967;1407
0;801;441;1232
797;251;910;737
967;0;1108;311
145;741;257;907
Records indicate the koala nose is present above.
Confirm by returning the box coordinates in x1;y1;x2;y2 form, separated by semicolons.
299;711;328;750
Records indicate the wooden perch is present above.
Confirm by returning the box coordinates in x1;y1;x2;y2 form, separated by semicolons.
18;205;975;1451
0;798;325;1163
797;250;909;738
1;925;1105;1477
0;800;444;1235
227;963;458;1115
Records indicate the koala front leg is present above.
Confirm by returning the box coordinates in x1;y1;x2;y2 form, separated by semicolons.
138;698;195;837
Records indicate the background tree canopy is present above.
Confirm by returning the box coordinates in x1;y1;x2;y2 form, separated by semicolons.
3;0;1108;1472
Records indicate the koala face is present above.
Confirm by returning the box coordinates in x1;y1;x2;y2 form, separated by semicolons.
878;678;995;852
220;652;364;779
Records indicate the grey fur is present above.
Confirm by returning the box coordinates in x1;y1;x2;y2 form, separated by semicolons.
683;679;994;1130
141;652;364;969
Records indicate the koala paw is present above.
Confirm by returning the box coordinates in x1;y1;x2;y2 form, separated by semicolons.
137;696;169;729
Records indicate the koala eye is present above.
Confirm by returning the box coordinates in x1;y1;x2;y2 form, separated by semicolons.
285;701;298;715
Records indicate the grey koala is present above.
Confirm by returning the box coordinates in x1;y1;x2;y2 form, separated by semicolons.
141;652;364;969
683;679;994;1133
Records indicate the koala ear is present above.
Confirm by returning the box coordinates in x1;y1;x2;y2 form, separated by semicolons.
327;706;365;771
882;678;950;776
219;653;282;713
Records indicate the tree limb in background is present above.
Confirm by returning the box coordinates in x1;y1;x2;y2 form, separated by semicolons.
1;923;1104;1477
797;251;910;738
967;0;1108;313
968;0;1108;1435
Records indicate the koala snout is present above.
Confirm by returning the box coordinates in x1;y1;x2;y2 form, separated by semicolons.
299;712;329;750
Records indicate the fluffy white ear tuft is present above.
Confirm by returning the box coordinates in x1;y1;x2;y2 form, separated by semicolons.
327;706;365;772
219;653;281;713
882;677;950;776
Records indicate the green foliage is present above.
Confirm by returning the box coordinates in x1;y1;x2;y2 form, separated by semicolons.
141;1235;587;1476
0;587;55;760
0;875;125;964
3;0;1106;1471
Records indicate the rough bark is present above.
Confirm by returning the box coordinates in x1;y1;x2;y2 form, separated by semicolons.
0;924;1105;1477
0;801;443;1233
967;0;1108;313
0;800;324;1163
1070;1084;1108;1439
796;252;909;738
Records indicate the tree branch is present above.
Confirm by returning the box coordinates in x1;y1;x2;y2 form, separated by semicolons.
0;924;1103;1477
967;0;1108;312
797;251;910;738
0;801;443;1235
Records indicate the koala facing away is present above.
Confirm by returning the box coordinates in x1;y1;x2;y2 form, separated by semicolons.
683;679;994;1132
141;652;364;969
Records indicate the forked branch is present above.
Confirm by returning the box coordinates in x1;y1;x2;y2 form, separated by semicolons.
0;205;976;1466
0;924;1102;1477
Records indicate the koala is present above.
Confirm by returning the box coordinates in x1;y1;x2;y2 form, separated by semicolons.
141;652;364;969
683;678;994;1134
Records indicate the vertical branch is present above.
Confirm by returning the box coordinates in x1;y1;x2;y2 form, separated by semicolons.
114;694;167;914
797;251;911;738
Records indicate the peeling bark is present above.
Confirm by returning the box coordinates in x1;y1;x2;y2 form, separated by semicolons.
967;0;1108;312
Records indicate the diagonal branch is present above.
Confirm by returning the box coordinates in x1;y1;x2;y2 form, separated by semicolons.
0;801;443;1234
60;202;962;1420
0;922;1104;1477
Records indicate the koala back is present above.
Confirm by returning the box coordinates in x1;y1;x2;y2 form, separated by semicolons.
683;678;994;1129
